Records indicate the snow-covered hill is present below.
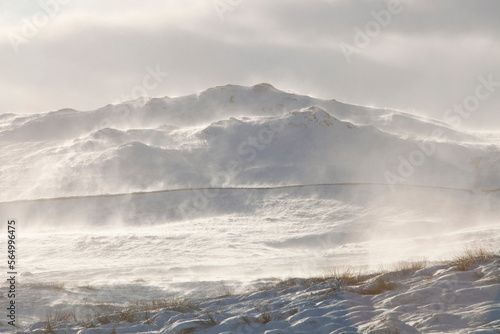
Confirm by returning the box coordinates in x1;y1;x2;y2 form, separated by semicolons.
0;84;498;332
0;83;498;202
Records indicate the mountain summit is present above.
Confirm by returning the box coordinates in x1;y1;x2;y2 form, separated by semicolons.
0;84;498;201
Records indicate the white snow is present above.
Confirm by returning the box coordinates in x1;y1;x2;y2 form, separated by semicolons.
0;83;498;333
6;256;499;333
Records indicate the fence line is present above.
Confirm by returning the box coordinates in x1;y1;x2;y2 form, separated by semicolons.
1;182;492;205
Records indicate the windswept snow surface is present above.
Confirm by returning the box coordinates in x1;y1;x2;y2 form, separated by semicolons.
17;257;500;333
0;84;499;332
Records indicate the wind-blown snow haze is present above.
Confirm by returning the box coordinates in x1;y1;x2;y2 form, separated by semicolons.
1;1;499;332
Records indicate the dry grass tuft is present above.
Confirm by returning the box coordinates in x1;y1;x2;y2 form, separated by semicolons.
209;284;235;298
274;277;302;289
448;247;497;271
269;267;372;293
322;266;370;286
358;277;397;295
257;311;272;324
393;258;427;272
97;315;111;325
253;303;273;324
151;297;198;313
87;297;198;326
43;309;77;333
198;311;218;327
217;284;235;298
45;310;77;322
118;308;136;323
273;268;367;291
129;297;199;313
179;329;198;334
45;321;54;334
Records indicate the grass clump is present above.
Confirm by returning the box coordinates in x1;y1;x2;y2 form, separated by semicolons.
448;247;497;271
96;315;111;325
357;277;397;295
43;309;77;333
214;284;235;298
273;268;367;290
45;310;77;322
273;277;303;289
146;297;199;313
253;303;273;324
117;297;199;317
323;266;370;286
269;267;375;295
198;311;218;327
259;311;272;324
118;308;136;323
393;258;427;272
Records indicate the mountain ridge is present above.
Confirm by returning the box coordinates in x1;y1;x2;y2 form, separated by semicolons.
0;84;498;202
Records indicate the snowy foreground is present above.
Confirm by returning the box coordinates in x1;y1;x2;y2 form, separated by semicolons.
10;255;500;334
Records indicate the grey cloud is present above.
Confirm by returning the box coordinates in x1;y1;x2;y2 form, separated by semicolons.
0;0;498;129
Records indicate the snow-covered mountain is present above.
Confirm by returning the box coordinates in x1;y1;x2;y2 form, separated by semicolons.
1;83;498;203
1;84;499;332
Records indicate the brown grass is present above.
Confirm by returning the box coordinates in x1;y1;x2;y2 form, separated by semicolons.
86;297;199;326
45;321;54;334
393;258;428;272
215;284;235;298
43;309;77;333
118;308;136;323
178;329;198;334
322;266;370;286
257;311;272;324
448;247;497;271
264;249;498;297
198;311;218;327
124;297;199;313
149;297;198;313
45;310;77;322
271;267;369;291
357;277;397;295
97;315;111;325
273;277;299;288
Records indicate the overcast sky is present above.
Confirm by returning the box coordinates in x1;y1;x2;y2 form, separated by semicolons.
1;0;499;130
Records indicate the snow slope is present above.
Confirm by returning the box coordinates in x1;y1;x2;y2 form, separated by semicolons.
0;83;499;332
11;256;500;333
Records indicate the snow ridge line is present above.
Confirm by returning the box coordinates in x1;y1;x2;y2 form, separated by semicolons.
2;182;495;205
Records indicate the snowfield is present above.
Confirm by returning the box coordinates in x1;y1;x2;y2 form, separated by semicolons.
9;255;500;333
0;83;499;332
